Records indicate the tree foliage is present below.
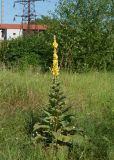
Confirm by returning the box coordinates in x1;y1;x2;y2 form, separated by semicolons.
53;0;114;71
0;0;114;72
0;32;53;71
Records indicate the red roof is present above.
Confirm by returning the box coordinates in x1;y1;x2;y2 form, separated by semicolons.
0;24;47;30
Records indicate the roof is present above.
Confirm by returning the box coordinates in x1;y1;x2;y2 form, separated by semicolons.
0;24;47;30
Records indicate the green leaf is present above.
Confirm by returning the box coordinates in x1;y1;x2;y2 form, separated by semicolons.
33;123;49;131
53;132;71;143
43;110;52;116
64;126;76;132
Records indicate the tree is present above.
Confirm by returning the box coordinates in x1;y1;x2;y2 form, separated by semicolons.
52;0;114;71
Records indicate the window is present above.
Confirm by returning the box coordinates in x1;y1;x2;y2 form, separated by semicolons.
13;33;16;35
1;30;4;37
1;29;6;39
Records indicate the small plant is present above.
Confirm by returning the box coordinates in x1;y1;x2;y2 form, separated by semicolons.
32;36;76;147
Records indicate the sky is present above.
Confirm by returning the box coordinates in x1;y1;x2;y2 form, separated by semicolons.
0;0;58;24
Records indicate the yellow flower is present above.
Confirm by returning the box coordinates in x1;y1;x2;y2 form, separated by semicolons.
52;35;59;76
53;35;58;49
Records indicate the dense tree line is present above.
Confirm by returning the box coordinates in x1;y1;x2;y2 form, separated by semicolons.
0;0;114;72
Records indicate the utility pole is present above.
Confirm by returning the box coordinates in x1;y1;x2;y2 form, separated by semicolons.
27;0;31;30
14;0;45;31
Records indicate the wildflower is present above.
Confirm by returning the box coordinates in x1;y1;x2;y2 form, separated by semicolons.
52;35;59;76
31;35;75;147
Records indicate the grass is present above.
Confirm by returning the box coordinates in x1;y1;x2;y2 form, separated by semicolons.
0;70;114;160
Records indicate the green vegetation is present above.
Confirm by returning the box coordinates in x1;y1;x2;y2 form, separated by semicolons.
0;33;53;71
55;0;114;71
0;0;114;72
0;0;114;159
32;77;76;147
0;70;114;160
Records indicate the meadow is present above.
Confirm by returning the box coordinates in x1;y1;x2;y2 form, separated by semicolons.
0;70;114;160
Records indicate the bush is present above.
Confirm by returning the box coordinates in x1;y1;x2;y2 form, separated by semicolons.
0;33;53;71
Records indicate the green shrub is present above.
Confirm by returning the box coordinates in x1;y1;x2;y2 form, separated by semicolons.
0;33;53;71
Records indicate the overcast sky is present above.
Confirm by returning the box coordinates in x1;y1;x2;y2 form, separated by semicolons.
0;0;58;24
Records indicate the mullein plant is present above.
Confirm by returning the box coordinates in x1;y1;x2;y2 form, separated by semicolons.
32;36;76;147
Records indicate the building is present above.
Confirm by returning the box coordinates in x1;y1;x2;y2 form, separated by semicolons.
0;24;47;40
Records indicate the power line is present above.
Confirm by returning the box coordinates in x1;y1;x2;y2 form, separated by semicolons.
14;0;45;31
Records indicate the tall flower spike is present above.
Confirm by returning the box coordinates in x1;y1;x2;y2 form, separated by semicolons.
52;35;59;76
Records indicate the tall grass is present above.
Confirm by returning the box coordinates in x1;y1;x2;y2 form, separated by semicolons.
0;70;114;160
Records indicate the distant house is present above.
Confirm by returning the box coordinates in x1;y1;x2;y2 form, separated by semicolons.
0;24;47;40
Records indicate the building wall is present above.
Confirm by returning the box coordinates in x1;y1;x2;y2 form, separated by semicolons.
7;29;23;40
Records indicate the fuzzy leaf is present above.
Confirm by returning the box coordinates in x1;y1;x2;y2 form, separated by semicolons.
64;126;76;131
33;123;49;131
39;118;50;124
53;132;71;143
43;110;52;117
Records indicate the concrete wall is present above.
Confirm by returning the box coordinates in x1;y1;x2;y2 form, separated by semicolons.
7;29;23;40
